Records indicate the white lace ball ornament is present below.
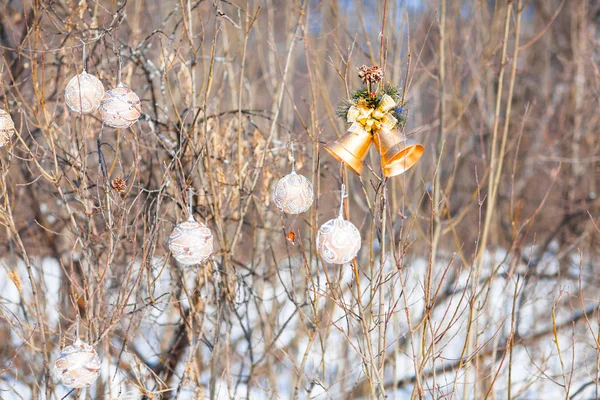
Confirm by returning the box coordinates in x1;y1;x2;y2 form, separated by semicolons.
0;109;15;148
54;339;101;388
273;172;314;214
317;216;361;264
99;83;141;128
169;218;214;265
64;72;105;114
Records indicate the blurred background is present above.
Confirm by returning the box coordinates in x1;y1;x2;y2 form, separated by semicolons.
0;0;599;398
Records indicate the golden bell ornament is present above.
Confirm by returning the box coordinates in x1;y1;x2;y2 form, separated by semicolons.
373;129;424;177
326;90;424;176
324;129;372;175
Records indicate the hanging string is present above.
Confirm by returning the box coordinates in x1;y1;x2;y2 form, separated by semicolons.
188;187;194;221
117;47;123;85
80;39;87;73
338;184;347;218
110;34;123;85
289;139;296;173
75;314;80;341
0;64;8;111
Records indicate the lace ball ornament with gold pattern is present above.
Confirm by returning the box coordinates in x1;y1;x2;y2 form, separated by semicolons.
54;338;101;388
0;109;15;148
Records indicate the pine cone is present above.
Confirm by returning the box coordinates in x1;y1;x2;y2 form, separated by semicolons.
111;178;126;193
358;65;370;83
358;65;384;85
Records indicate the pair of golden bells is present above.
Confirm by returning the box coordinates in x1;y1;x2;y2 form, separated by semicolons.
324;94;424;177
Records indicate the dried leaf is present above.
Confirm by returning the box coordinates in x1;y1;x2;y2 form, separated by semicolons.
77;0;87;19
8;270;22;291
286;230;296;245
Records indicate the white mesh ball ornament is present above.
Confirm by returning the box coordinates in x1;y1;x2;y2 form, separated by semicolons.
54;338;101;388
65;72;105;114
99;83;141;128
0;109;15;148
273;171;314;214
316;184;361;264
169;216;214;265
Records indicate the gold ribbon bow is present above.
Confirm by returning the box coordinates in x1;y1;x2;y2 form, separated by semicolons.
346;94;398;135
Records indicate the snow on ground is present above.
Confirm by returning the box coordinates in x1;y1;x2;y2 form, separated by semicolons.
0;247;596;399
